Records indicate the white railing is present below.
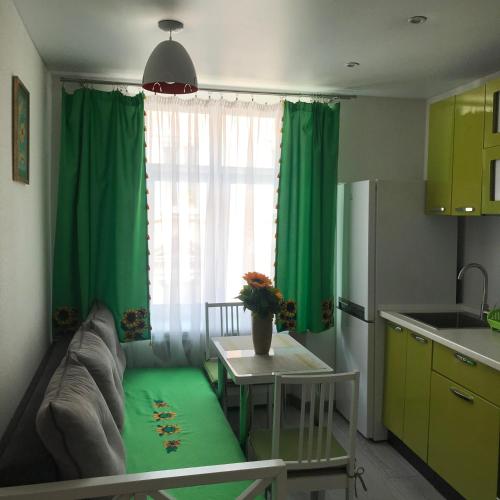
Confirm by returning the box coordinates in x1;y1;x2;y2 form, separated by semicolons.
0;460;287;500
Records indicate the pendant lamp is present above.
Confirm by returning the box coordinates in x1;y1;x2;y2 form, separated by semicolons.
142;20;198;94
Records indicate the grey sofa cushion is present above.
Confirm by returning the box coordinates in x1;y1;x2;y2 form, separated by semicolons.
88;301;126;378
0;334;73;486
36;355;126;480
69;327;125;430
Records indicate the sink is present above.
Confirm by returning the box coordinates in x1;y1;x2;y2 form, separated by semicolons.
401;311;488;329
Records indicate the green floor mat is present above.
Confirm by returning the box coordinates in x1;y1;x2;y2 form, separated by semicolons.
123;367;250;499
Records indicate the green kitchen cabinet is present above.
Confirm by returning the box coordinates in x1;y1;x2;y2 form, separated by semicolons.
433;342;500;406
484;77;500;148
426;96;455;215
383;324;433;460
402;332;432;461
482;145;500;214
383;323;407;439
428;371;500;500
451;85;485;216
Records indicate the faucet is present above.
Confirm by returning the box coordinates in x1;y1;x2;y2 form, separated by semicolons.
457;263;489;319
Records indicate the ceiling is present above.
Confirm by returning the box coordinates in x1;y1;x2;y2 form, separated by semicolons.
13;0;500;98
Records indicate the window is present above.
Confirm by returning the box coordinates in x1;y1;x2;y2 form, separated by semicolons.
145;97;282;362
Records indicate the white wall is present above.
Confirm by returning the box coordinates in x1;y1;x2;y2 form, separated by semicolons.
338;96;426;183
0;0;50;436
305;96;427;364
458;217;500;311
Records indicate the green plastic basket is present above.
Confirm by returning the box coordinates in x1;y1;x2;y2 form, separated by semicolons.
487;310;500;331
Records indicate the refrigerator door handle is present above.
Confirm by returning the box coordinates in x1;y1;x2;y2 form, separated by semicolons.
337;298;367;321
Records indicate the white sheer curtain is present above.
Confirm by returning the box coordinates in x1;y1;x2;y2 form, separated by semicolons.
144;96;283;365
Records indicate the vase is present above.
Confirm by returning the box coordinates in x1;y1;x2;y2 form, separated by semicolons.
251;312;273;355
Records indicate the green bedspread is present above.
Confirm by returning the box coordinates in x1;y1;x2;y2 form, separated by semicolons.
123;367;249;499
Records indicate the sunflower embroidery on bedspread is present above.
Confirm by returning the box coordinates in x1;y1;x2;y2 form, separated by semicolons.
153;411;176;421
153;400;169;408
164;440;181;453
156;424;182;436
149;400;182;452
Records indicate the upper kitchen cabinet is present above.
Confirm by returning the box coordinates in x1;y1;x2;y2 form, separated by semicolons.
481;145;500;213
451;85;485;216
427;86;486;216
484;77;500;148
426;96;454;215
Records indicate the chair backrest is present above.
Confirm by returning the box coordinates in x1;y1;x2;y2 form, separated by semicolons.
271;371;360;471
204;302;245;360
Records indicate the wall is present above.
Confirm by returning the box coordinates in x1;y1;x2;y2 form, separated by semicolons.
305;96;427;364
0;1;50;437
338;96;426;183
458;217;500;311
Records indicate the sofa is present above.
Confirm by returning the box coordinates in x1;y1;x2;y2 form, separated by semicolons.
0;302;250;499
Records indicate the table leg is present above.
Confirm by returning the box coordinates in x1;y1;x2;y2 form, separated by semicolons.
217;359;226;404
239;385;251;450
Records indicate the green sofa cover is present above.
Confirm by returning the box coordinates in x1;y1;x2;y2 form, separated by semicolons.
123;367;250;499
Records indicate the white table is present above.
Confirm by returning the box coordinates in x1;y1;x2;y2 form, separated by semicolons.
211;333;333;447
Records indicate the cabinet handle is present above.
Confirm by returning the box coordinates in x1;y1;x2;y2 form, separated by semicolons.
450;387;474;403
393;325;403;332
428;207;445;213
455;206;475;213
454;352;476;367
411;333;428;344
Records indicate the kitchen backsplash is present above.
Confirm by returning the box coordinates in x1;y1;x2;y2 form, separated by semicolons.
458;216;500;311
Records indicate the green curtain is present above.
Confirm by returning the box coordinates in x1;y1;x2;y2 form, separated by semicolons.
275;101;340;333
52;88;150;342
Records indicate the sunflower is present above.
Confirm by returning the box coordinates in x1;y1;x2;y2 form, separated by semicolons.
121;309;140;330
153;400;169;408
164;440;181;453
153;411;176;421
280;300;296;318
156;424;181;436
243;272;273;289
53;307;79;326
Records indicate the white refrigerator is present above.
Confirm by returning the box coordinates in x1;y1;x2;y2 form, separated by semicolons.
335;180;457;440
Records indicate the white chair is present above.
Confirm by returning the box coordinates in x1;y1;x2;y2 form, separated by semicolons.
203;301;245;387
248;371;360;500
203;301;275;424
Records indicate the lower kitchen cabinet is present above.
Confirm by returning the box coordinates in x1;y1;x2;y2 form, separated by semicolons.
402;331;432;461
383;323;407;439
428;371;500;500
383;325;432;460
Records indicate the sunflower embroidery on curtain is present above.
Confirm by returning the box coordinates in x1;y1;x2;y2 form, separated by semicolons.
275;101;340;333
52;88;150;342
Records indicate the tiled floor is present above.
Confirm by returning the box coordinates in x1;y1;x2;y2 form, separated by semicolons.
227;403;445;500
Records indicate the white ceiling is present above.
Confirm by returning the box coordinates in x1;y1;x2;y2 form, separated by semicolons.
13;0;500;98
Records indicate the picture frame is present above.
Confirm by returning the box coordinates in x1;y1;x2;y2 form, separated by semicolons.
12;76;29;184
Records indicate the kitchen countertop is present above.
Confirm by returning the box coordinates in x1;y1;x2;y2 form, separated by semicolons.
379;306;500;372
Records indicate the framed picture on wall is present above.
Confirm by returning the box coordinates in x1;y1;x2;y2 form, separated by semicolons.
12;76;29;184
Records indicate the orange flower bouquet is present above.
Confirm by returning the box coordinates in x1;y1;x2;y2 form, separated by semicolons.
237;272;283;318
237;272;283;354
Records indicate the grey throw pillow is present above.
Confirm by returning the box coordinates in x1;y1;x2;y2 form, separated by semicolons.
36;355;126;480
69;328;125;430
88;301;126;378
